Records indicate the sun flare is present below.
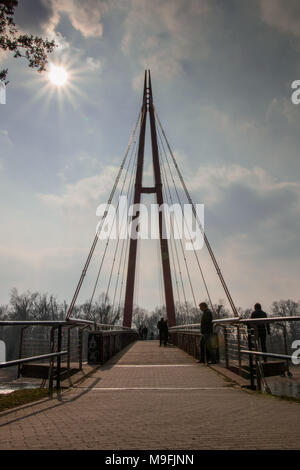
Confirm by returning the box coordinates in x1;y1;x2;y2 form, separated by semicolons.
49;64;68;86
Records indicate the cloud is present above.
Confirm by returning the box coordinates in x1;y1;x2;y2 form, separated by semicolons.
14;0;55;35
38;165;119;210
266;97;300;129
0;130;13;161
165;158;300;253
86;56;102;72
122;0;212;85
52;0;105;38
15;0;106;38
260;0;300;37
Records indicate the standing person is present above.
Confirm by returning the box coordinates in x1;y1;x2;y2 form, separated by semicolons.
157;318;168;347
138;325;143;339
198;302;214;363
142;326;148;340
162;320;169;347
251;303;270;362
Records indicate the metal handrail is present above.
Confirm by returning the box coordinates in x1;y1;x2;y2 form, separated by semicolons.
0;351;67;368
0;321;67;326
169;323;201;330
0;319;133;330
213;316;300;325
240;350;294;361
0;351;68;394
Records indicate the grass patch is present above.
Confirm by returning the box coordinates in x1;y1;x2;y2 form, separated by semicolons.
0;388;48;413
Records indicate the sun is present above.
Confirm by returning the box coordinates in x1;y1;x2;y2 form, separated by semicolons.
49;64;68;86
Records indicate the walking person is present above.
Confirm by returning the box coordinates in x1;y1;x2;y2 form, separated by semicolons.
251;303;270;362
198;302;215;363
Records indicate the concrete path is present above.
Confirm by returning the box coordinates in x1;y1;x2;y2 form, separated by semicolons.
0;341;299;450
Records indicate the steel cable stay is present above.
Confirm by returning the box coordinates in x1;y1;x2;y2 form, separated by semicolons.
160;178;186;321
160;166;189;322
134;222;141;313
110;168;135;317
87;135;139;316
156;136;181;311
158;130;196;307
116;151;139;316
160;152;198;312
155;226;165;312
156;123;215;314
158;136;197;320
116;221;131;315
167;231;183;311
66;110;143;320
160;164;186;313
158;198;182;312
158;137;191;319
105;143;139;314
154;107;239;318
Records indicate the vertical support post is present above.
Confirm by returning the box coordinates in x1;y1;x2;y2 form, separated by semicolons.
79;328;83;370
247;327;255;390
67;327;71;371
148;70;176;327
223;326;229;369
123;70;176;328
56;325;62;391
48;326;55;395
17;327;26;379
237;325;242;375
282;323;290;375
123;71;147;328
253;326;261;391
101;333;105;364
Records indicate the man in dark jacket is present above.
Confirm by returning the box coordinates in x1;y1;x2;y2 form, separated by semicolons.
199;302;215;363
157;318;168;347
251;303;270;361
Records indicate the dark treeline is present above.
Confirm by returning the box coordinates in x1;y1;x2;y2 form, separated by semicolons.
1;289;299;348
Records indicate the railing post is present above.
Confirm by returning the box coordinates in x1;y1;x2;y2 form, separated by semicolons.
101;333;105;364
79;328;83;370
223;326;229;369
56;325;62;391
48;327;55;395
67;327;71;371
247;327;255;390
237;325;242;375
17;326;26;379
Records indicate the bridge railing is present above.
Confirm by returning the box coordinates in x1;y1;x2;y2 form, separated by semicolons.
0;319;137;392
169;324;202;360
87;329;139;364
170;317;300;393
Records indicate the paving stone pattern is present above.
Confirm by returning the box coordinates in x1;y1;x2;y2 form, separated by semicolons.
0;341;299;450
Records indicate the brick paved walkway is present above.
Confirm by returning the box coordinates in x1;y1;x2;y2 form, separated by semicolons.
0;341;299;450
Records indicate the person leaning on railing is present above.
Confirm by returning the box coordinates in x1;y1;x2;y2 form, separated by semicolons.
250;303;271;362
198;302;216;364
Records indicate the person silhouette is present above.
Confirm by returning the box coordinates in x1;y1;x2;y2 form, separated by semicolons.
198;302;215;363
250;303;270;362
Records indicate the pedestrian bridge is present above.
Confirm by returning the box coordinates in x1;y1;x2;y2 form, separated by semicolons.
0;340;300;450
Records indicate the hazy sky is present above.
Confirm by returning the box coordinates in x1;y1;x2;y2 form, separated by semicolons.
1;0;300;314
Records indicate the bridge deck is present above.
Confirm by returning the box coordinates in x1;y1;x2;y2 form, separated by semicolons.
0;341;300;449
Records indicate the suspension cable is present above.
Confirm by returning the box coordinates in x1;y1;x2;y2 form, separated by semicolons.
87;132;139;315
157;122;215;313
66;111;142;319
105;142;139;312
158;138;191;319
154;107;239;317
110;151;137;315
160;166;183;314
